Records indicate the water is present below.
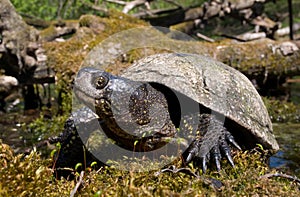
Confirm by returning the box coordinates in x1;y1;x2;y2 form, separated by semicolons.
270;123;300;177
0;111;39;154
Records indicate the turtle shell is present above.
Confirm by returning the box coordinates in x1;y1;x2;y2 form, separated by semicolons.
121;53;279;151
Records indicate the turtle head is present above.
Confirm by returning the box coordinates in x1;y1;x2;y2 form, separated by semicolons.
74;67;177;151
74;67;147;118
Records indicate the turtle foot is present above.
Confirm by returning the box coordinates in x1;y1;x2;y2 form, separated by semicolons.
182;114;241;173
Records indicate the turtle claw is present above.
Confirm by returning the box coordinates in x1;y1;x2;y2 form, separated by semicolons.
214;157;221;172
225;152;235;167
182;114;242;173
182;139;201;165
185;154;192;164
220;137;236;167
183;136;238;172
211;146;221;171
216;160;221;172
202;157;207;173
225;131;241;150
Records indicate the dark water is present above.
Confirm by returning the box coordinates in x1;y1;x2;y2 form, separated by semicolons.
268;78;300;177
0;112;38;154
270;123;300;177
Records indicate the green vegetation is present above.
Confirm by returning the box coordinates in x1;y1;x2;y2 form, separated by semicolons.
26;91;72;141
10;0;203;20
10;0;300;34
11;0;100;20
263;97;300;123
1;142;299;196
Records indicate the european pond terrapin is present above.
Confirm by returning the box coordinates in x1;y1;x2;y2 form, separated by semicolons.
53;53;279;177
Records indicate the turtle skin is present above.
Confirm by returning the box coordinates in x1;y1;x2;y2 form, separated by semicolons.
52;67;241;178
51;107;102;179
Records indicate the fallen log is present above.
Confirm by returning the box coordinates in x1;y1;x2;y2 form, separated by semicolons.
139;0;275;29
0;0;54;110
0;0;53;82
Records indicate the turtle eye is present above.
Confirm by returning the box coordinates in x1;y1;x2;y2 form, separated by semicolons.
94;75;108;89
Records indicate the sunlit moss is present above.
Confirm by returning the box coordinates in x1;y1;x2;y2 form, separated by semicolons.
1;141;299;196
43;11;148;88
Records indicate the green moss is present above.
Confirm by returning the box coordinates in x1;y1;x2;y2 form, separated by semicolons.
79;15;96;27
0;142;51;196
43;12;298;94
1;142;299;196
43;12;149;87
39;20;78;41
263;97;300;123
39;25;57;40
107;9;148;26
210;38;300;76
79;15;105;31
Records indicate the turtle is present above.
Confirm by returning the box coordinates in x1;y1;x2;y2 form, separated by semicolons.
53;53;279;178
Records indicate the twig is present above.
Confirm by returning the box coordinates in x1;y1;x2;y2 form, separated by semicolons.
133;7;182;18
155;165;200;178
235;32;266;42
275;23;300;37
105;0;149;13
196;33;215;42
70;171;85;197
105;0;127;5
155;165;224;191
287;78;300;83
260;173;300;184
123;0;148;13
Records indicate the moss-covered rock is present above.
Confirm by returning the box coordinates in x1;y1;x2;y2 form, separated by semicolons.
43;11;149;92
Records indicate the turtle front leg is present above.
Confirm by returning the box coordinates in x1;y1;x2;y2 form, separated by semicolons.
182;114;241;173
52;107;102;179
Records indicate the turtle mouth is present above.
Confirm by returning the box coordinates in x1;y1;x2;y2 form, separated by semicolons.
73;86;110;114
94;98;113;116
74;87;95;109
